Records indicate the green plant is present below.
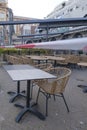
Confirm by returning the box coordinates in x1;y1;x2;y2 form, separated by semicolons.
0;48;4;55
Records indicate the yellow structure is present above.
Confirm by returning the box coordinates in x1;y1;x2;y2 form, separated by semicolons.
0;0;8;21
0;0;37;45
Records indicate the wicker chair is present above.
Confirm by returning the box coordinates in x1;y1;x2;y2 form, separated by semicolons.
20;56;35;65
6;55;23;64
35;63;53;71
33;63;53;85
35;67;71;116
31;63;53;98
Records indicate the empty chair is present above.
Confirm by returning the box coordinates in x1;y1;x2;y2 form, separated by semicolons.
33;63;53;85
35;67;71;116
31;63;53;98
35;63;53;71
21;55;38;66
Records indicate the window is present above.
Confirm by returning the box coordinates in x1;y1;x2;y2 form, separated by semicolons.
62;2;66;8
76;6;79;9
24;30;30;35
70;8;73;12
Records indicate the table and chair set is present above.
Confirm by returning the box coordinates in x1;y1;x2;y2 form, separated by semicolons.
26;55;66;67
3;54;72;123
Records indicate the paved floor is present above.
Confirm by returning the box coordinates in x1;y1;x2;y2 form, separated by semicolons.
0;66;87;130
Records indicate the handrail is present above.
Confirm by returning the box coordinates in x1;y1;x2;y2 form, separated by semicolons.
0;17;87;27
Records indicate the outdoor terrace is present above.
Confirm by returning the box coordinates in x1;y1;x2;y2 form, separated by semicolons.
0;63;87;130
0;17;87;130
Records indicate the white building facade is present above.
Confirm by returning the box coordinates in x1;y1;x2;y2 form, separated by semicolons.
44;0;87;40
46;0;87;19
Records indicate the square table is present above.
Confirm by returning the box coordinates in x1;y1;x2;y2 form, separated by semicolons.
3;64;56;122
45;56;65;67
3;65;35;102
26;55;48;64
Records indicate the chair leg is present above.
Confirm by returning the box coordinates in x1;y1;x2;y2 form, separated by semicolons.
53;94;56;101
46;94;49;116
30;81;37;99
36;88;40;104
30;81;34;99
36;89;50;116
61;93;70;112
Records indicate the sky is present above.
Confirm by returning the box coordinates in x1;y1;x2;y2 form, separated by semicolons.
8;0;68;19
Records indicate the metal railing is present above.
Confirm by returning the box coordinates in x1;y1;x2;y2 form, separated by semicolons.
0;17;87;45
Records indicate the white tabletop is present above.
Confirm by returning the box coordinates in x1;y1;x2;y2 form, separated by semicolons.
4;65;56;81
27;55;48;60
45;56;65;61
77;62;87;67
3;64;34;70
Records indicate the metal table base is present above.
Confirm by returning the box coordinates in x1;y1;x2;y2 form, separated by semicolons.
15;80;45;122
8;81;26;103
